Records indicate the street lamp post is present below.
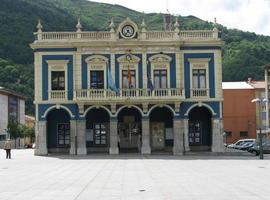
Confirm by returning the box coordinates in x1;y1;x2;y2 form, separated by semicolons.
251;98;267;160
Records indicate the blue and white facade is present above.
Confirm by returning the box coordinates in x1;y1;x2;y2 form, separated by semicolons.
31;18;224;155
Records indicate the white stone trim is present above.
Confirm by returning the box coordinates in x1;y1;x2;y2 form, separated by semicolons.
82;105;112;117
47;60;68;99
41;105;74;119
189;59;210;97
115;105;144;117
148;54;171;88
147;104;176;117
117;54;140;89
184;103;216;116
85;55;108;89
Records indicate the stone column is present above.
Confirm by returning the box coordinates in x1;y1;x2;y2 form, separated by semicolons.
77;120;87;155
109;117;119;154
211;118;225;152
183;119;190;152
69;120;76;155
173;119;184;155
141;118;151;154
34;121;48;155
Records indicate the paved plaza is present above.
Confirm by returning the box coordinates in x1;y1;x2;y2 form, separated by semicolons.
0;150;270;200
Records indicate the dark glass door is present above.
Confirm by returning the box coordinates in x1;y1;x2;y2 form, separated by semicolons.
188;121;202;145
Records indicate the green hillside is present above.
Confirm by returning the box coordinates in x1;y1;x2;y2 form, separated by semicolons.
0;0;270;114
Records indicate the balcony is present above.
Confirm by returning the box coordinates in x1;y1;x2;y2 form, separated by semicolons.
48;90;67;100
73;88;185;103
190;88;209;98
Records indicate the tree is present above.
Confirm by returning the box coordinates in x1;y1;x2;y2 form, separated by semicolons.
7;118;22;148
20;124;35;144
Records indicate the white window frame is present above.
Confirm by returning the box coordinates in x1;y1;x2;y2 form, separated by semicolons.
149;54;172;89
117;55;140;89
47;60;69;100
188;58;210;97
85;55;108;89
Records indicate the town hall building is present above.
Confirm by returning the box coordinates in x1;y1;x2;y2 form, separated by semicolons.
31;17;224;155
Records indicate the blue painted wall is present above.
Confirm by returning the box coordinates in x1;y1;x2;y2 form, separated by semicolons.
184;53;215;98
42;55;73;100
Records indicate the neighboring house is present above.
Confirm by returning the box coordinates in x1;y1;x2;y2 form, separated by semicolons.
30;18;224;155
0;86;26;148
25;115;35;128
223;79;265;144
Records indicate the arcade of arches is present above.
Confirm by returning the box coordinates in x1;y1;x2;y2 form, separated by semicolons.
35;105;224;155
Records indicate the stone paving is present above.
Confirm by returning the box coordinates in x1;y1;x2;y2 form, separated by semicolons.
0;149;270;200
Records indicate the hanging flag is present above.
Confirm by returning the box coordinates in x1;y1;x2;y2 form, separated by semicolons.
147;71;154;91
127;63;132;88
107;64;119;93
126;54;132;88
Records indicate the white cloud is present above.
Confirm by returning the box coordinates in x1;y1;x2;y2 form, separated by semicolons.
90;0;270;35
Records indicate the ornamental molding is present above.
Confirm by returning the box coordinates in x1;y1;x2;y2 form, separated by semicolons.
148;54;172;63
117;54;141;63
187;58;211;63
85;55;108;64
46;60;69;66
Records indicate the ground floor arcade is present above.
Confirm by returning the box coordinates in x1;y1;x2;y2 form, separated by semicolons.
35;103;224;155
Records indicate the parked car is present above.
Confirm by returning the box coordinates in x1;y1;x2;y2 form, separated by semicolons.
248;142;270;155
227;139;256;149
238;141;256;151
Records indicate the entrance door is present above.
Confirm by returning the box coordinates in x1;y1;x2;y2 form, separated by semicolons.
151;122;165;149
188;121;202;145
57;123;70;148
118;122;140;149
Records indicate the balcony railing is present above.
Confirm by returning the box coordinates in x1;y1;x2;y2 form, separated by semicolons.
190;88;209;97
74;88;184;101
49;90;67;100
35;30;218;42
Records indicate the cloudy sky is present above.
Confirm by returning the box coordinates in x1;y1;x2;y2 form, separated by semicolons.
91;0;270;36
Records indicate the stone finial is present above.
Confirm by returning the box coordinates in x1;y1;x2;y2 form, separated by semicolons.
109;17;115;32
213;17;218;30
174;17;180;32
213;17;219;39
141;18;147;32
76;18;82;32
36;20;43;32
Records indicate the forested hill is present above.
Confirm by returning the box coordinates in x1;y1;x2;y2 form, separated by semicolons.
0;0;270;114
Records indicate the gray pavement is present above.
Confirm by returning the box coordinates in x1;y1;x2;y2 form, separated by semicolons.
0;149;270;200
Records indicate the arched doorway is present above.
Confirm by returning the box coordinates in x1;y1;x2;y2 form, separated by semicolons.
149;106;174;152
85;108;110;153
47;108;71;153
117;107;142;153
188;106;212;151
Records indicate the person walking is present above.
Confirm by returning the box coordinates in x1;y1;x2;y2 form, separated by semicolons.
4;139;12;159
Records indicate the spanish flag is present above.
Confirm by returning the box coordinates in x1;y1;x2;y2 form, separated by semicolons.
127;64;132;88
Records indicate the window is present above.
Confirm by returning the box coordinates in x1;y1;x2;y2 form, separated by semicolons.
192;69;206;88
225;131;232;137
94;124;107;145
240;131;248;137
51;71;65;90
122;70;136;88
90;71;104;89
154;70;167;88
8;95;18;121
0;135;6;141
57;123;70;147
